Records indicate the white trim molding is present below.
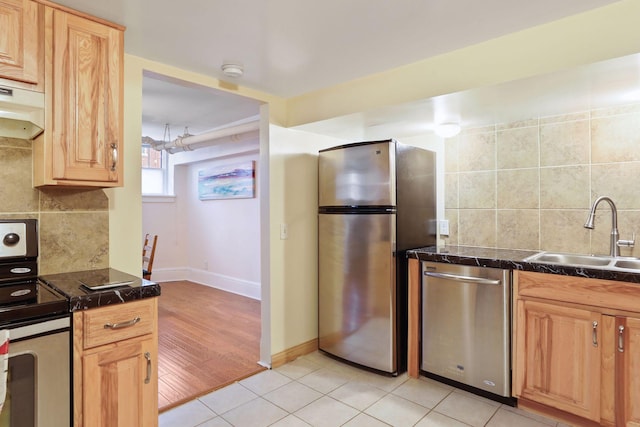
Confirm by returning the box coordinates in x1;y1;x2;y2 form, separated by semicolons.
150;267;261;301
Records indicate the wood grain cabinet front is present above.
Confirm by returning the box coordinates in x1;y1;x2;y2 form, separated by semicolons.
33;5;124;187
514;271;640;427
0;0;43;89
515;299;601;421
73;298;158;427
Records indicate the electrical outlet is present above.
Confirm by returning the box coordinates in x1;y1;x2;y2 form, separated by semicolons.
204;261;208;270
280;223;288;240
439;220;450;236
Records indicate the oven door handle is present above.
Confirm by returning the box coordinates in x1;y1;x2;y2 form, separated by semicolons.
424;271;502;286
9;317;70;341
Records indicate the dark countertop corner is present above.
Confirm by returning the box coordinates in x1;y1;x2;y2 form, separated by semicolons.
39;268;161;311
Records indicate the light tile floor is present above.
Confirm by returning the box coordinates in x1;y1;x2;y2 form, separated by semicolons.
159;352;570;427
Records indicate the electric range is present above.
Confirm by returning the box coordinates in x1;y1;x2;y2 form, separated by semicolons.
0;219;68;327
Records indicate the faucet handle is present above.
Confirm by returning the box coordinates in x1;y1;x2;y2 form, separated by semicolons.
617;233;635;248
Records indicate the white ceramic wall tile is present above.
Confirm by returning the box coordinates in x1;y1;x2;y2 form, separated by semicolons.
497;126;539;170
444;102;640;253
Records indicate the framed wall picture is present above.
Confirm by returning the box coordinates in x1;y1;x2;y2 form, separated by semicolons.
198;161;255;200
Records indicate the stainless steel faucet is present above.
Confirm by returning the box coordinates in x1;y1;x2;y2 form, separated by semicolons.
584;196;634;257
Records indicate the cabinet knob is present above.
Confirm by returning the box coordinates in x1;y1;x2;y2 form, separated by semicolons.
592;321;598;347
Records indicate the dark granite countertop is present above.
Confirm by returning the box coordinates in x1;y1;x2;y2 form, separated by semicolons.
408;246;640;284
39;268;161;311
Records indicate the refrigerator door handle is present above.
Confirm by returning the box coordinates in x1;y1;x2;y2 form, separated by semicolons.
424;271;501;286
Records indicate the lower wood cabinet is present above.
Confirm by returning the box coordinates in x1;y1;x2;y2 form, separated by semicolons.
514;271;640;427
613;316;640;426
73;298;158;427
515;299;601;421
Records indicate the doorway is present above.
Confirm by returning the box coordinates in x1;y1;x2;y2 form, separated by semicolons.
140;72;266;410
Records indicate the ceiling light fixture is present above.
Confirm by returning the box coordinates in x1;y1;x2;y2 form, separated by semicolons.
221;63;244;78
434;122;461;138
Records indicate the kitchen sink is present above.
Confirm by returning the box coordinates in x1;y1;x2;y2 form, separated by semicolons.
613;259;640;270
524;252;640;272
527;253;612;267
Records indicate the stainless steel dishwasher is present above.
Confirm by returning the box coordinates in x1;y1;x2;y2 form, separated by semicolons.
421;261;513;403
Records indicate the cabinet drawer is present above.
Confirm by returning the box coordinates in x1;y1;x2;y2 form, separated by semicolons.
82;298;155;349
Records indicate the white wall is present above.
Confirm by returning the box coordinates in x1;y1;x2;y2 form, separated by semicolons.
143;150;261;299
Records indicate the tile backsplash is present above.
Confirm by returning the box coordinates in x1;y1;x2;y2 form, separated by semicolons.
0;137;108;274
444;103;640;257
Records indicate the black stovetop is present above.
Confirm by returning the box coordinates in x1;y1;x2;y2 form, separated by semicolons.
0;278;69;326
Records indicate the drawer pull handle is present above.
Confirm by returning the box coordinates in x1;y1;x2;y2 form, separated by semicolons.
104;316;141;330
618;325;625;353
592;321;598;347
144;352;151;384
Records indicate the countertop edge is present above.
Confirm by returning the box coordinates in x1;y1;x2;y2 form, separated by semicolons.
40;268;162;311
408;246;640;284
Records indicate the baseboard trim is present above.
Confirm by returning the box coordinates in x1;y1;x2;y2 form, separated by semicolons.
151;267;261;300
271;338;319;369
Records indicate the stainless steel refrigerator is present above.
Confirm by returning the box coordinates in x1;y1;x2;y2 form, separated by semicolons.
318;139;436;375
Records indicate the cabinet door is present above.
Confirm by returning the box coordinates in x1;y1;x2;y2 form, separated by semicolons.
83;336;158;427
515;300;601;421
0;0;40;85
50;7;122;184
618;316;640;427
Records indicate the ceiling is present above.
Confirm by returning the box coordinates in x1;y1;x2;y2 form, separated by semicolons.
51;0;636;142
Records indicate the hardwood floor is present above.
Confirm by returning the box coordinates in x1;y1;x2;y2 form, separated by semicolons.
157;281;264;412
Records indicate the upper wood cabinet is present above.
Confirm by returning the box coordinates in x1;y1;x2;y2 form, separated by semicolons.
0;0;43;89
33;5;123;187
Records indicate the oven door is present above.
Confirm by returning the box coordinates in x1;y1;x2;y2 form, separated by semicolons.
0;316;70;427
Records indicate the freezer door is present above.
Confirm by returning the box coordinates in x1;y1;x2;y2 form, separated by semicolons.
319;141;395;207
318;212;397;373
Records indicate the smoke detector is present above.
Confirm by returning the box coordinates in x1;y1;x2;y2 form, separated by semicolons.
221;63;244;78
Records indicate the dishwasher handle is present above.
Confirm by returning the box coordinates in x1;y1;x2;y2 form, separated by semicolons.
424;271;502;286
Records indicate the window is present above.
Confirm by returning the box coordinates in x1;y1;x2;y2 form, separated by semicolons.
142;144;169;195
142;143;163;169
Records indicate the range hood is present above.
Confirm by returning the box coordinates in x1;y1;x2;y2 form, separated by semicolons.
0;86;45;140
